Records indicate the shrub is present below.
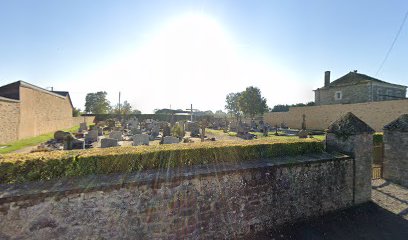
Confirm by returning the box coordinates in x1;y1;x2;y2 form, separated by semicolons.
0;139;323;184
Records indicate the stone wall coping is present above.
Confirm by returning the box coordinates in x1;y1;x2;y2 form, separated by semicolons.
0;96;20;103
0;152;351;204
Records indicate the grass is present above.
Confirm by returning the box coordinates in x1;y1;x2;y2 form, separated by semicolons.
0;126;80;154
206;128;326;141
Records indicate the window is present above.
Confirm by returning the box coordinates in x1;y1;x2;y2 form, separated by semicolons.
335;91;342;100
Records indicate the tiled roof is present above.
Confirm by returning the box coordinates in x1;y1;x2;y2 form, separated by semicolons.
324;72;406;88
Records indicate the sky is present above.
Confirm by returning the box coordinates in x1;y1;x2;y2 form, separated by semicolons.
0;0;407;113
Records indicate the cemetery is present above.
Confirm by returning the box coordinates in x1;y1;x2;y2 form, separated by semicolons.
11;114;324;155
1;112;408;239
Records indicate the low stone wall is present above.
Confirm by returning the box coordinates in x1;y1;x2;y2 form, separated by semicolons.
0;153;353;239
0;97;20;144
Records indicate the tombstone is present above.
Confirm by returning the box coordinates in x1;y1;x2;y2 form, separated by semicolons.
150;124;160;139
133;134;150;146
128;117;139;130
186;122;200;137
326;112;374;205
97;127;104;136
54;130;69;142
383;114;408;187
163;125;171;137
85;130;99;143
130;128;142;135
163;136;180;144
79;122;88;132
109;131;123;141
301;114;307;130
101;138;119;148
63;133;85;150
297;129;308;138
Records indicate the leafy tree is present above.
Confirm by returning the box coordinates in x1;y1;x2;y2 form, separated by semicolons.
238;86;268;119
132;109;142;114
214;110;227;118
225;92;242;122
72;107;81;117
85;91;111;114
271;104;290;112
271;101;315;112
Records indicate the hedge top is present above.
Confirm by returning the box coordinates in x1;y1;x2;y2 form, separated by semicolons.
0;138;323;184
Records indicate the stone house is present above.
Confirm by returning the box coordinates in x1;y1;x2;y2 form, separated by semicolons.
314;71;407;105
0;81;91;144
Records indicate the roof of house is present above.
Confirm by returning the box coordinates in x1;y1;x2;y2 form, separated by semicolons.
0;80;73;108
319;72;407;89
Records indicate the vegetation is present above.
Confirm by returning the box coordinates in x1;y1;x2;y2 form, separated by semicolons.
238;86;268;119
72;107;81;117
0;139;323;184
225;92;242;122
271;102;315;112
225;86;268;120
112;100;133;115
85;91;111;114
0;126;80;154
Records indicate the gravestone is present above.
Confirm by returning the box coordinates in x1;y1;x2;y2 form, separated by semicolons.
109;131;123;141
63;133;85;150
85;130;99;143
101;138;119;148
133;134;149;146
79;122;88;132
163;136;179;144
54;130;69;142
297;129;308;138
163;125;171;137
97;127;104;136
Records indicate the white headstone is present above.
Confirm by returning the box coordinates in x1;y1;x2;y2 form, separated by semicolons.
109;131;123;140
133;134;149;146
163;136;179;144
101;138;119;148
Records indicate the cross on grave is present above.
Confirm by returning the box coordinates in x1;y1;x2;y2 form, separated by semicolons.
185;104;199;122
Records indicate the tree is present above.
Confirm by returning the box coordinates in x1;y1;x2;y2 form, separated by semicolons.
225;92;242;122
112;100;133;115
85;91;111;114
72;107;81;117
238;86;268;119
214;110;227;118
132;109;142;114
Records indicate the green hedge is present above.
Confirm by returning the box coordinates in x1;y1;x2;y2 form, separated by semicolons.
0;140;323;184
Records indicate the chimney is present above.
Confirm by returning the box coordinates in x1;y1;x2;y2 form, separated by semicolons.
324;71;331;87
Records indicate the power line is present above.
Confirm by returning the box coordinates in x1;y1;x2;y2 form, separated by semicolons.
375;9;408;76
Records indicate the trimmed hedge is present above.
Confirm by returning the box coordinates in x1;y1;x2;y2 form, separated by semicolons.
0;139;323;184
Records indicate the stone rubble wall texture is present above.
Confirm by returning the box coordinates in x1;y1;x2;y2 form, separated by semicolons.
0;158;354;239
0;98;20;144
0;86;95;144
383;131;408;187
264;99;408;131
326;133;373;204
